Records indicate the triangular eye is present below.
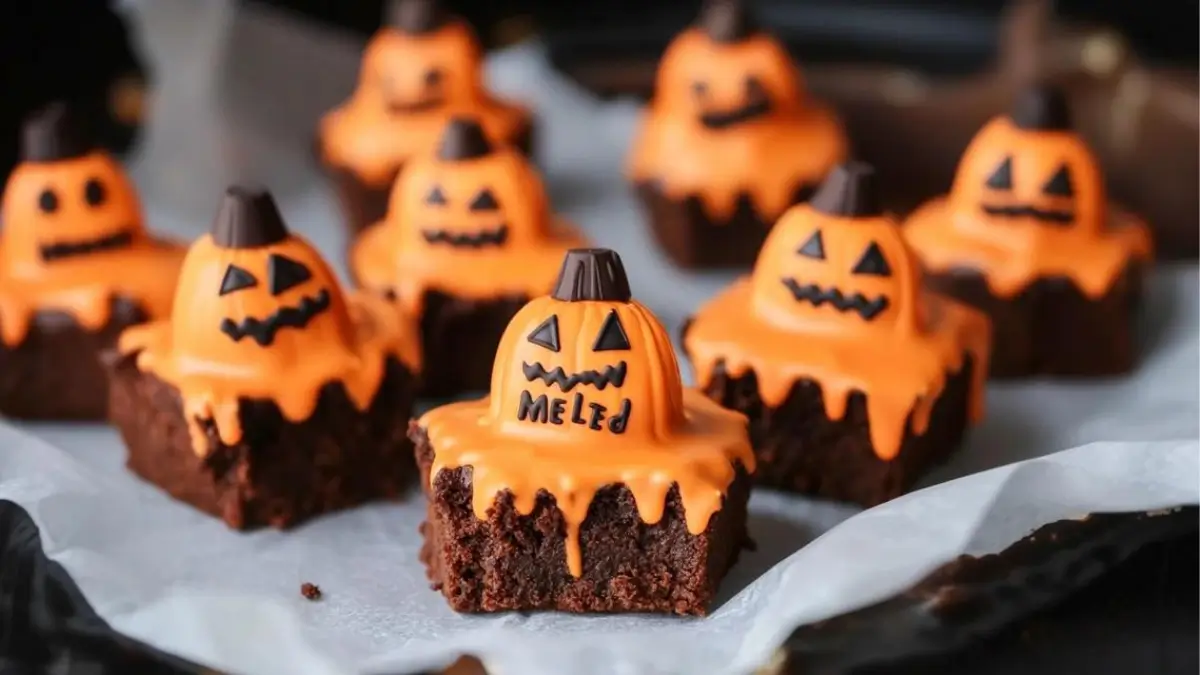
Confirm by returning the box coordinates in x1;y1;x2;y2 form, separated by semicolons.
593;310;631;352
851;242;891;277
985;156;1013;190
1041;164;1073;197
219;264;257;296
468;188;499;212
526;315;560;352
424;185;448;206
797;230;825;259
268;254;313;295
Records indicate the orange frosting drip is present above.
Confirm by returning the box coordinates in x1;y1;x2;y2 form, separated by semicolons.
119;234;421;455
627;28;846;220
0;151;185;346
685;202;991;461
904;200;1151;299
318;21;530;187
420;295;754;578
903;116;1152;298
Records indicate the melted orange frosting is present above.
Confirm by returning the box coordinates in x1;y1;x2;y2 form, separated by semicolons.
119;233;421;455
903;117;1152;298
420;290;754;578
684;203;992;460
627;28;846;220
318;20;531;188
0;151;185;346
350;144;589;317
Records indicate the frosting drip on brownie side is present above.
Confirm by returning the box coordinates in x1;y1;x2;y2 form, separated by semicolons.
685;163;992;460
626;11;847;220
318;11;529;187
419;249;754;578
351;118;589;315
119;188;421;455
0;114;185;346
903;87;1152;298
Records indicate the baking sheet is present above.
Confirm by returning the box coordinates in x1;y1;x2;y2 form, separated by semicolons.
3;4;1199;674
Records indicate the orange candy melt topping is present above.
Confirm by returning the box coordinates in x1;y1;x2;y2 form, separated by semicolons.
0;106;184;346
119;187;421;455
904;86;1152;298
685;164;992;460
317;5;530;187
351;117;588;316
419;249;754;577
627;1;846;220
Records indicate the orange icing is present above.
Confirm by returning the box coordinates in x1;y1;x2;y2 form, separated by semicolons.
318;19;531;187
350;136;589;317
119;229;421;456
904;116;1152;298
684;202;992;460
420;254;754;577
0;150;184;345
627;27;846;220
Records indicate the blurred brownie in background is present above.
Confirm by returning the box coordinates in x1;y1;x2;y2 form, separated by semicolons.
0;0;149;184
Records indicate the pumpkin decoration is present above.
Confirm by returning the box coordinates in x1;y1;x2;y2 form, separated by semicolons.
905;84;1152;299
626;0;847;268
685;162;991;466
417;248;754;579
119;185;420;452
318;0;533;235
0;103;184;348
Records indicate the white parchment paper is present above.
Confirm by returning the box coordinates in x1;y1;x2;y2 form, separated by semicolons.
2;4;1198;674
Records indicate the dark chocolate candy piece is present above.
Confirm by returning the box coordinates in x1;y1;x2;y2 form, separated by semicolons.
1011;84;1072;131
212;185;289;249
437;117;493;161
699;0;757;43
386;0;447;35
810;161;883;218
552;249;633;303
592;309;631;351
21;103;93;162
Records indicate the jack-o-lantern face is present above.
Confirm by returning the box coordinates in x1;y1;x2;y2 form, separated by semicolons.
948;85;1105;235
390;117;550;251
360;0;483;114
1;104;146;274
170;186;353;368
489;249;684;439
752;163;922;334
653;0;803;130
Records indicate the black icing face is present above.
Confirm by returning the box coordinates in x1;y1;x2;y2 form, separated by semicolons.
418;183;509;248
216;253;332;346
778;229;894;321
979;155;1076;225
695;76;773;130
520;311;632;392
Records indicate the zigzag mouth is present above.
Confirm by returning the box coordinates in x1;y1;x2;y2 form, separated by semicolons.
781;278;890;321
700;97;772;130
387;96;445;114
421;224;508;248
39;229;135;262
219;288;332;347
982;204;1075;224
521;360;628;393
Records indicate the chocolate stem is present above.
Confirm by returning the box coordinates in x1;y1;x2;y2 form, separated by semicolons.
21;103;92;162
212;185;290;249
386;0;447;34
809;162;883;218
437;117;493;161
699;0;757;43
1011;83;1073;131
552;249;633;303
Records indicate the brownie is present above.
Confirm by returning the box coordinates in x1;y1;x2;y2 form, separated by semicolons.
322;120;534;236
634;181;817;269
698;356;973;507
0;297;145;420
412;425;752;615
106;351;418;529
924;266;1142;378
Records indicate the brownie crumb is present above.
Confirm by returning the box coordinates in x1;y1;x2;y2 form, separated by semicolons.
301;583;322;601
